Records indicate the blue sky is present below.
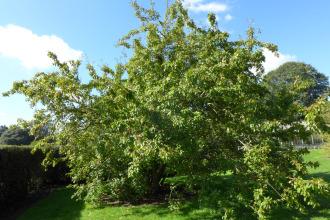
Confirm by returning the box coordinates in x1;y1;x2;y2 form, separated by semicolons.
0;0;329;125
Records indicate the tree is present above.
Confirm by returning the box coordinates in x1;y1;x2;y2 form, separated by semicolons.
4;1;329;219
322;101;330;143
0;126;34;145
264;62;329;106
323;101;330;124
0;125;8;137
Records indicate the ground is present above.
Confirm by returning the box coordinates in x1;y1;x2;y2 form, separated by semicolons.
18;148;330;220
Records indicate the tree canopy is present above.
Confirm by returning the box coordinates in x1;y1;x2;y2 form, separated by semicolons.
0;126;34;145
4;1;330;219
264;62;329;106
0;125;8;137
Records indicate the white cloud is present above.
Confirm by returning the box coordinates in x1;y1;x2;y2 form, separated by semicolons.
224;14;233;21
0;24;83;69
183;0;228;13
262;48;296;73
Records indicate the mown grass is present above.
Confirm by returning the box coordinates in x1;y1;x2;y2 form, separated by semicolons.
18;148;330;220
305;145;330;182
17;188;219;220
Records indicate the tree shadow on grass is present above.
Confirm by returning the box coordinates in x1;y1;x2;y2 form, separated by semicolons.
178;200;223;220
127;201;221;220
18;188;84;220
125;204;175;218
310;171;330;182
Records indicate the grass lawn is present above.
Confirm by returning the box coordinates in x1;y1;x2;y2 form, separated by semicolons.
17;188;218;220
18;148;330;220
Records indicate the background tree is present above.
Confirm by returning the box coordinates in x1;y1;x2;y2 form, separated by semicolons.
0;126;34;145
0;125;8;137
322;101;330;152
323;101;330;123
4;1;329;219
263;62;329;106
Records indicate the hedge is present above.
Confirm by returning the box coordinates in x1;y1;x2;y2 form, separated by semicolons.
0;145;69;213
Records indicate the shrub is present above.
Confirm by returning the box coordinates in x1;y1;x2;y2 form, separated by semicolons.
0;145;68;213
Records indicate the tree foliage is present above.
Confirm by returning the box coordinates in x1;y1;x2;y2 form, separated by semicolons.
264;62;329;106
0;126;34;145
4;1;330;219
322;101;330;145
0;125;8;137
